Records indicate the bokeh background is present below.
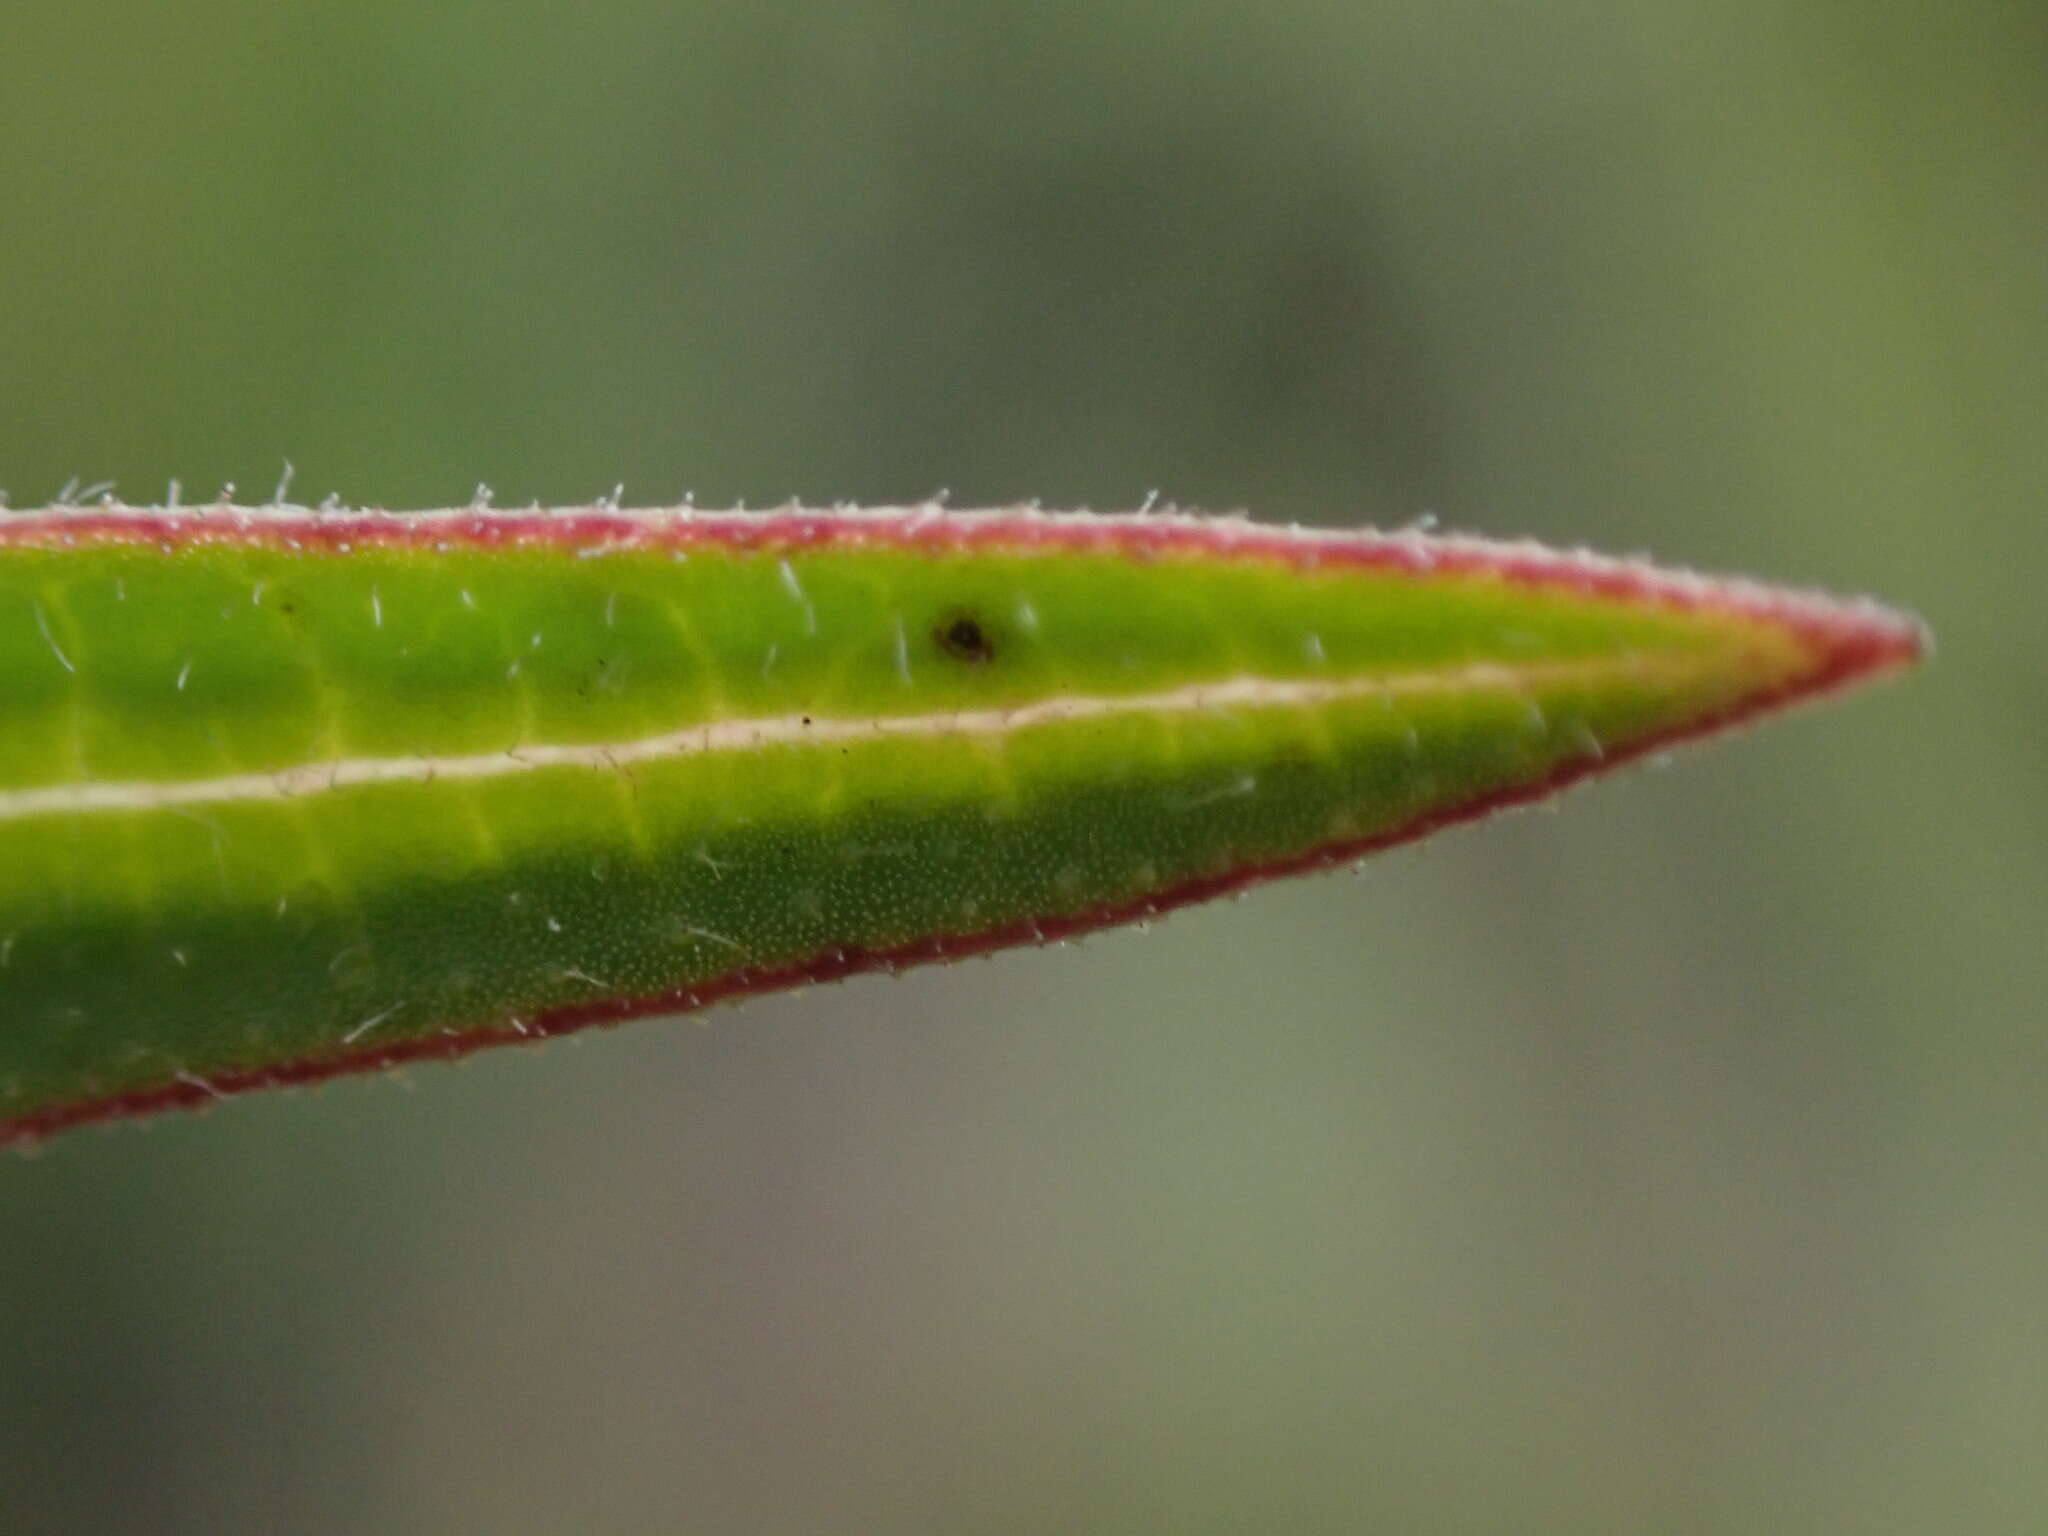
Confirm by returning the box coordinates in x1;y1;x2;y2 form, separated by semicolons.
2;3;2041;1531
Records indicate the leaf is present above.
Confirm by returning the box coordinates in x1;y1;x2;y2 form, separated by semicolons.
0;503;1922;1144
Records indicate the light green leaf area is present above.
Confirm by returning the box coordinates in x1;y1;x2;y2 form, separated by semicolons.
0;512;1911;1138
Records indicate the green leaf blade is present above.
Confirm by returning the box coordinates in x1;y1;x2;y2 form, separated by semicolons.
0;505;1922;1143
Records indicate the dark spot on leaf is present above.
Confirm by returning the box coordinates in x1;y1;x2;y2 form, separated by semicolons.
936;613;995;663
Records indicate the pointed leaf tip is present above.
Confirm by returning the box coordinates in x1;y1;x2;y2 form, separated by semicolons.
1770;590;1929;695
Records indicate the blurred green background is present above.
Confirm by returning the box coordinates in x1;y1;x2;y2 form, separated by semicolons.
2;2;2041;1531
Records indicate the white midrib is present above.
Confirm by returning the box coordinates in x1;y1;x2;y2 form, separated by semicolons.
0;655;1682;821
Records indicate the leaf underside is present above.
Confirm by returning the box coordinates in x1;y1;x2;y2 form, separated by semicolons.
0;504;1922;1144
